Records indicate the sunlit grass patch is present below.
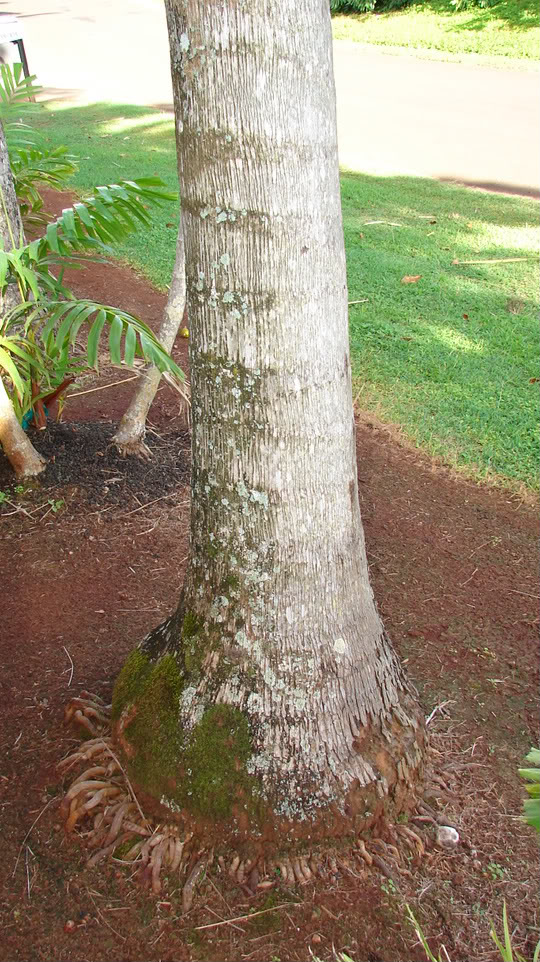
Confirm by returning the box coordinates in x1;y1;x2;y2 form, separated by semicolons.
342;171;539;488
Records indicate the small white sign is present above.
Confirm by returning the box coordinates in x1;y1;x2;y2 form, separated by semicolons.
0;15;23;45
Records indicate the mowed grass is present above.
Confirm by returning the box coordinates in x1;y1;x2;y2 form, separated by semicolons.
38;103;180;290
342;172;539;488
38;103;539;488
332;0;540;61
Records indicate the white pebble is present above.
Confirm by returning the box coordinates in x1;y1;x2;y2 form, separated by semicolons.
437;825;460;847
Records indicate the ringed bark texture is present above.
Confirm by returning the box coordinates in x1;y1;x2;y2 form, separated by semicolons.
114;0;425;844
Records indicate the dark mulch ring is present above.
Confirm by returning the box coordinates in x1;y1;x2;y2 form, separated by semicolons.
0;191;538;962
0;420;191;506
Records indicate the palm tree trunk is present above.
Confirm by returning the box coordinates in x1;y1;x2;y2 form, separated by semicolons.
112;224;187;457
111;0;425;847
0;375;46;476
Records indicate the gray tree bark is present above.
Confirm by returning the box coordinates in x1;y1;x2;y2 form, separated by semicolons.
112;225;187;457
113;0;424;845
0;120;46;478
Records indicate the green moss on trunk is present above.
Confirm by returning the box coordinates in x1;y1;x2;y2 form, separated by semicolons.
178;704;261;820
112;648;263;824
180;611;206;674
111;649;155;721
113;651;185;800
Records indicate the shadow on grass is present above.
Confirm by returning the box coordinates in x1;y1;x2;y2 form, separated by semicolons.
36;101;178;181
402;0;539;31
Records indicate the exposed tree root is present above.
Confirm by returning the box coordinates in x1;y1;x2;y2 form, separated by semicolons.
58;691;462;909
112;433;154;460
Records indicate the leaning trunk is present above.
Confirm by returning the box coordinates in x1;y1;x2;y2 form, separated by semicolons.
113;226;187;457
0;120;45;477
0;376;46;477
112;0;424;846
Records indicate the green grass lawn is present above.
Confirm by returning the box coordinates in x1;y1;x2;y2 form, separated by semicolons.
332;0;540;61
37;103;539;489
342;172;538;488
38;104;181;290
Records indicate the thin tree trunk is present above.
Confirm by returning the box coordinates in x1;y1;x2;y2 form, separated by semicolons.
0;120;45;477
0;376;46;476
112;226;187;457
0;120;24;255
112;0;424;846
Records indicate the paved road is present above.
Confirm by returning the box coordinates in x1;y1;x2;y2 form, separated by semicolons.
334;42;540;197
5;0;540;196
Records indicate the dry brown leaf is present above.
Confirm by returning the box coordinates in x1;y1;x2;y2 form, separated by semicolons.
401;275;422;284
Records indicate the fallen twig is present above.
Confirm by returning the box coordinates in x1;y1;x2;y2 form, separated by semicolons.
460;567;478;587
67;375;141;399
89;892;127;942
12;797;58;877
101;743;149;829
120;494;174;518
63;646;74;687
452;256;534;265
364;220;402;227
195;903;298;931
425;700;455;725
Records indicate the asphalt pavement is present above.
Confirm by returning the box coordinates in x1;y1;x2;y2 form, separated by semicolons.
4;0;540;196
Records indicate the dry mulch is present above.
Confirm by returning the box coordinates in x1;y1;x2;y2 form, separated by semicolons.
0;199;538;962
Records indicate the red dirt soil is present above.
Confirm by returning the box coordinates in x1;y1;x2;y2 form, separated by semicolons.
0;225;538;961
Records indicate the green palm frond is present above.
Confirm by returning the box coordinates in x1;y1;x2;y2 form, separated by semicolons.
0;246;41;303
0;178;177;301
519;747;540;833
0;64;42;152
0;331;49;411
34;178;177;258
48;299;185;379
11;144;77;227
6;297;185;382
0;63;41;111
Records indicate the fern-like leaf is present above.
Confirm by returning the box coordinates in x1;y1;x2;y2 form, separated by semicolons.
11;144;77;227
34;178;177;261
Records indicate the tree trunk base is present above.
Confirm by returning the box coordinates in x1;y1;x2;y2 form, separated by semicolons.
113;434;153;460
0;378;48;477
14;451;47;478
57;691;447;907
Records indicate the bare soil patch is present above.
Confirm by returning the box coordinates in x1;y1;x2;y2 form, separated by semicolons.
0;210;538;961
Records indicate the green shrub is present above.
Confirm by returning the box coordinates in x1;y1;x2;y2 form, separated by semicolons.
330;0;497;12
0;65;184;433
330;0;410;13
450;0;499;10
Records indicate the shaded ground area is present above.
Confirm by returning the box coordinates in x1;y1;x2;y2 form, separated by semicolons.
0;421;190;506
0;247;538;962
